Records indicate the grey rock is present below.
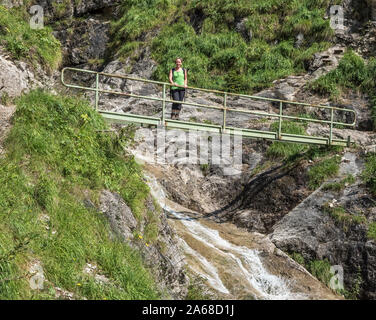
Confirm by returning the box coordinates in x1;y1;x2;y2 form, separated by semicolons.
34;0;121;21
99;190;137;240
29;260;45;290
0;55;31;97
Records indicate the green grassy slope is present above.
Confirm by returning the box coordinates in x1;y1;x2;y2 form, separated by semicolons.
0;90;160;299
111;0;342;93
0;5;61;70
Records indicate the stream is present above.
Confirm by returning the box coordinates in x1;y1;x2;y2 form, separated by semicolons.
145;174;307;300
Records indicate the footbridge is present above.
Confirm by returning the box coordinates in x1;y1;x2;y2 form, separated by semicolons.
61;67;356;147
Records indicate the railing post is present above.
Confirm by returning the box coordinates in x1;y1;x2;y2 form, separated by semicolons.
329;107;334;146
95;72;99;110
223;92;227;133
278;101;283;140
162;84;166;125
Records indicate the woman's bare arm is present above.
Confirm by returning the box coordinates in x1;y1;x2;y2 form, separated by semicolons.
184;69;188;88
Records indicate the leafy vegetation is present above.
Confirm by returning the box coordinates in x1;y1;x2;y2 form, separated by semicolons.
0;90;161;299
362;152;376;195
0;5;61;70
308;155;341;189
111;0;340;93
308;50;376;129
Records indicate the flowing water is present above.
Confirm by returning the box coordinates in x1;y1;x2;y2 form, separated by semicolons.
145;174;307;300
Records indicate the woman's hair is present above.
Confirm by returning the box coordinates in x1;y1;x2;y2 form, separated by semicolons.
175;57;183;62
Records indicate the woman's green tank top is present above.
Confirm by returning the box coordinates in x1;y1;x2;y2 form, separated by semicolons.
171;68;185;90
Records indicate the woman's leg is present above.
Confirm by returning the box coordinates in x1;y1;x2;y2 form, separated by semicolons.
175;90;185;119
171;90;180;119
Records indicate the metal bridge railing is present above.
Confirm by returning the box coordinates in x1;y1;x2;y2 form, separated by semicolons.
61;67;356;146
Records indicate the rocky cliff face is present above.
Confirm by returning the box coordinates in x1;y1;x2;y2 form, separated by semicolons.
44;0;121;68
270;152;376;299
336;0;376;57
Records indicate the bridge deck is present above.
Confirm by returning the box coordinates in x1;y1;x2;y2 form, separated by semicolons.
61;67;356;147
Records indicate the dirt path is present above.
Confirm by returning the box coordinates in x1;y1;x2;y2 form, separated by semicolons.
0;104;15;157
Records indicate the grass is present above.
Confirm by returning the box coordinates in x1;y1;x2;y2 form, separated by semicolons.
322;174;356;192
368;223;376;241
361;152;376;195
322;203;367;231
185;275;213;300
308;259;333;286
289;253;333;288
111;0;337;93
289;251;361;299
308;155;341;190
267;121;309;159
308;50;376;129
0;5;61;70
0;90;161;299
200;163;210;176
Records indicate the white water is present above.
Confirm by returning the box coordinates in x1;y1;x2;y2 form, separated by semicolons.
181;240;230;294
145;174;305;300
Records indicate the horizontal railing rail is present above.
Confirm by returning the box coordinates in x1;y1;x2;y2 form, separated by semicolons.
61;67;356;146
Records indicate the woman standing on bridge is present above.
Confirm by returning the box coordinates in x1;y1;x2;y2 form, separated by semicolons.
169;58;187;120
